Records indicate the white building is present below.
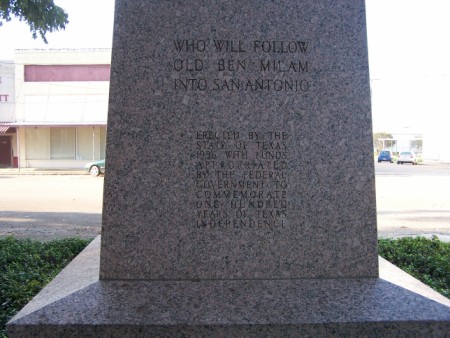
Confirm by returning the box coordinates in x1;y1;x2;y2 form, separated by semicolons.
2;48;449;168
422;131;450;163
0;48;110;168
0;60;16;167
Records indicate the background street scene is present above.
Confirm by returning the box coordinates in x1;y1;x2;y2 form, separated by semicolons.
1;162;449;241
0;174;103;240
376;163;450;241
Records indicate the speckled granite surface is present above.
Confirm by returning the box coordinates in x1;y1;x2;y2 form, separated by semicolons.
7;237;450;337
100;0;378;281
7;0;450;336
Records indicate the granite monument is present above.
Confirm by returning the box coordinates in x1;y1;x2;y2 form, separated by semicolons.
8;0;450;336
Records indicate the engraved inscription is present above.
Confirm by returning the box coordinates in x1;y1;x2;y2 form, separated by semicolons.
172;39;311;93
194;131;289;230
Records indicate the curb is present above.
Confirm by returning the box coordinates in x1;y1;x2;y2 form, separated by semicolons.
0;169;88;176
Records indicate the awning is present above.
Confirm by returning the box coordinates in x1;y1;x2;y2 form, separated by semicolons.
0;125;11;134
0;121;106;127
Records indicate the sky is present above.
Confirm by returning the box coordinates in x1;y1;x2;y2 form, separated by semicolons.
0;0;115;55
365;0;450;135
0;0;449;134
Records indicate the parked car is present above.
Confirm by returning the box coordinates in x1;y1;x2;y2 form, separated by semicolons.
377;150;393;163
397;151;418;165
85;159;105;176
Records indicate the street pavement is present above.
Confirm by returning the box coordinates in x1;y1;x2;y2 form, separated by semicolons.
0;161;450;241
0;173;103;240
375;161;450;241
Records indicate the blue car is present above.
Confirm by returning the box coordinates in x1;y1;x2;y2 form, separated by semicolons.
377;150;393;163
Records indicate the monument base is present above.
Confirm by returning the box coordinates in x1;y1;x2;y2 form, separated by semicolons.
7;237;450;337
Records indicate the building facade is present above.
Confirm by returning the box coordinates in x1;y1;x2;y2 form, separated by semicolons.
0;48;110;168
1;48;449;168
0;61;16;167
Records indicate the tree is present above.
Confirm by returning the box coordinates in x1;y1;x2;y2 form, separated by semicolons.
411;138;423;153
373;132;393;152
0;0;68;43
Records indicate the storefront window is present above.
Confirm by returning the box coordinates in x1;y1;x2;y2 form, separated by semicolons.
26;128;50;160
76;127;94;160
100;127;107;159
50;127;75;159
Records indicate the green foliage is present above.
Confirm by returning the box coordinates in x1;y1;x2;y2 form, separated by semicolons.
373;132;394;152
0;0;68;43
379;236;450;298
0;236;448;336
411;139;423;153
0;237;91;337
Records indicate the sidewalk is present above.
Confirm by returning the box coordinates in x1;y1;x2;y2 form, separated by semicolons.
0;168;87;175
420;159;450;166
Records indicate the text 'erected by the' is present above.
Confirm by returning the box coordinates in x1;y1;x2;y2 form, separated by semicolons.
194;130;289;230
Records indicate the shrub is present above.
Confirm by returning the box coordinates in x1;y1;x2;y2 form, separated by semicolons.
378;236;450;298
0;236;448;337
0;237;91;337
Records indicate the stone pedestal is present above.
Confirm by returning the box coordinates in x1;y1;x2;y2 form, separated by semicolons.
8;237;450;337
7;0;450;336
